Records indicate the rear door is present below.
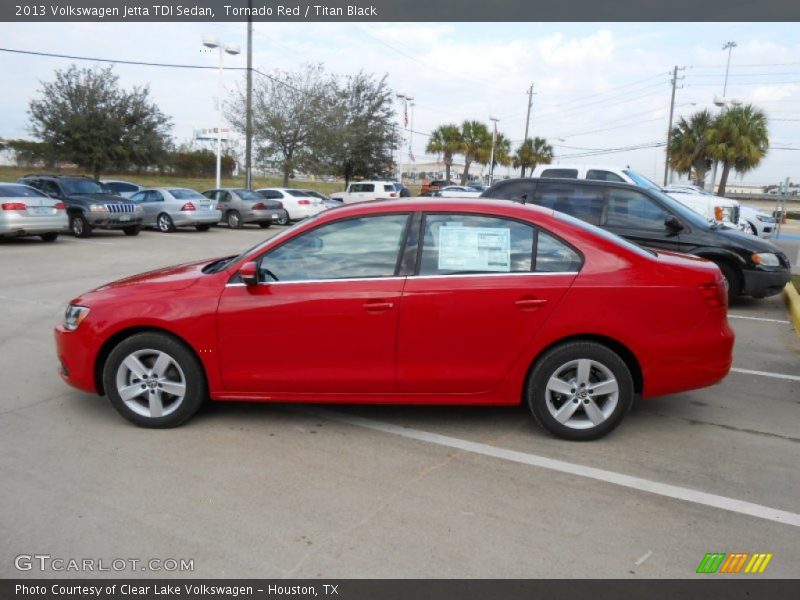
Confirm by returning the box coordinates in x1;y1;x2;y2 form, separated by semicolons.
396;212;581;394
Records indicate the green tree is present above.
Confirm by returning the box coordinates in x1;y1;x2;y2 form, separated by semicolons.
425;124;462;183
229;64;334;187
707;104;769;197
458;120;492;185
513;136;553;177
27;65;172;179
668;110;713;187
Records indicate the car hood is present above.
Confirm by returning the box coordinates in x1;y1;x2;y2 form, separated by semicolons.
80;259;216;301
68;193;131;203
712;226;783;253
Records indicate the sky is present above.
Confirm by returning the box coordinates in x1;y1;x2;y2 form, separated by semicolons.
0;21;798;185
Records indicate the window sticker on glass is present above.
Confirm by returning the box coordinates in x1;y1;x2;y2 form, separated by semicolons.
437;226;511;272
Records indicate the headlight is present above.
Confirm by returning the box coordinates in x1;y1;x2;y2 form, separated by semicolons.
756;214;774;223
64;305;90;331
89;204;108;213
751;253;780;267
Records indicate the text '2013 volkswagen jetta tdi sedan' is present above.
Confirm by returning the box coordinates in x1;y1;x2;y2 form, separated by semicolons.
55;198;734;440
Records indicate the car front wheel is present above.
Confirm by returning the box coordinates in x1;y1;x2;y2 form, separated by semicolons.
123;225;141;236
70;215;92;238
103;332;207;428
527;341;633;441
157;213;175;233
40;232;59;242
227;210;243;229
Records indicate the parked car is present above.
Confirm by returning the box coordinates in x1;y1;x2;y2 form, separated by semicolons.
18;174;143;238
201;188;286;229
255;188;326;222
437;185;483;198
0;182;68;242
531;164;741;225
329;181;399;204
482;178;791;300
55;198;735;440
738;205;776;238
420;179;456;195
128;188;222;232
297;189;342;210
101;179;144;199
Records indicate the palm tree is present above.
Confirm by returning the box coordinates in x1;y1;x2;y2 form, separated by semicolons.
668;110;713;187
458;120;491;185
707;104;769;197
513;137;554;177
425;124;462;183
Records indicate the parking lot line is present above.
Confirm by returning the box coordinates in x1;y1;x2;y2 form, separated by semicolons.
306;408;800;528
728;314;790;324
729;367;800;382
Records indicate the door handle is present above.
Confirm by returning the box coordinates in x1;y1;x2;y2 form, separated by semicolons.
515;297;547;310
363;300;395;312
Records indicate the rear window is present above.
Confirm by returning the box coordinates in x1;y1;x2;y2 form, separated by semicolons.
233;189;264;201
383;185;395;192
168;189;206;200
553;211;656;258
286;190;309;197
0;184;47;198
105;181;139;193
540;168;579;179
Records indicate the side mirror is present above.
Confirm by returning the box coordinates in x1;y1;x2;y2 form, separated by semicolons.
665;215;684;232
239;261;258;286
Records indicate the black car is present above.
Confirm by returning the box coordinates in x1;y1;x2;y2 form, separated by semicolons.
482;178;791;300
17;175;143;238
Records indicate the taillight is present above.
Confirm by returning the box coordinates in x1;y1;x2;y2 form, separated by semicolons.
252;203;267;210
699;281;727;308
54;202;66;210
298;199;311;205
180;202;196;211
2;202;27;211
714;206;723;221
389;192;397;198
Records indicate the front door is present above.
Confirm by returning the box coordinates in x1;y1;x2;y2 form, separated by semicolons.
217;213;411;394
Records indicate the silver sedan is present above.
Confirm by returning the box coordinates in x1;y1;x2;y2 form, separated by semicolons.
129;188;222;232
0;182;68;242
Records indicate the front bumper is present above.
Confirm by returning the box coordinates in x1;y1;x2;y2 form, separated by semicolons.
742;268;791;298
85;213;143;229
54;324;99;394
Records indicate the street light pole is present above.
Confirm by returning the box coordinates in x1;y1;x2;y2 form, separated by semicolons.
203;36;240;189
709;41;737;193
722;41;737;98
395;92;413;182
245;8;253;189
489;116;499;185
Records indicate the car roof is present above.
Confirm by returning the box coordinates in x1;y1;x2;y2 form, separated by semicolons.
488;177;649;192
322;197;554;218
534;164;631;171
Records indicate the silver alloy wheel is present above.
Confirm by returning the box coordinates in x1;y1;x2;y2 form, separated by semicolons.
277;214;289;226
544;359;619;430
228;212;241;228
71;217;84;236
158;214;172;232
115;348;187;418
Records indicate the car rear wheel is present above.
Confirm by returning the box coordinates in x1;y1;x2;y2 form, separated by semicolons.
157;213;175;233
276;214;290;226
123;225;141;236
70;215;91;238
259;222;272;229
40;232;59;242
226;210;243;229
527;341;633;441
103;332;207;428
195;224;211;232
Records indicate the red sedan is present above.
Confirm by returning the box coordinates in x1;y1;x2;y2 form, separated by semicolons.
54;198;733;440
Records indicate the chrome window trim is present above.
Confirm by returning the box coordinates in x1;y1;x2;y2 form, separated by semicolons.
224;271;578;287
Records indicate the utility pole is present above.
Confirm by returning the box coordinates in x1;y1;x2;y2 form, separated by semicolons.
722;41;737;97
244;3;253;189
663;66;683;186
523;83;535;142
488;116;499;185
710;41;737;193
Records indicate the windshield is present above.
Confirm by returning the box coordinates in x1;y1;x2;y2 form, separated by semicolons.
60;178;106;195
0;184;47;198
168;189;207;200
232;189;264;201
622;169;661;191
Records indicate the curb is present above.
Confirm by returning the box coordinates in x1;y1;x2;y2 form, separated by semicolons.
783;282;800;337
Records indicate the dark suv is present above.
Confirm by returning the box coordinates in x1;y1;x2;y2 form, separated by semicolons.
17;175;143;238
482;178;791;300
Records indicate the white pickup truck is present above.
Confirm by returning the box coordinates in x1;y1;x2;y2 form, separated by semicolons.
329;181;399;204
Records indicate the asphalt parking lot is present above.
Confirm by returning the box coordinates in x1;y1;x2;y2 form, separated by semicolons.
1;224;799;579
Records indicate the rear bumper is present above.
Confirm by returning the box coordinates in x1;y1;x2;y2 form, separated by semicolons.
243;209;280;223
0;214;68;236
171;211;222;226
742;268;791;298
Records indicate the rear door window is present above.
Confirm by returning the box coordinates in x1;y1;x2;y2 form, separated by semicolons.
532;182;606;225
540;168;579;179
604;188;669;230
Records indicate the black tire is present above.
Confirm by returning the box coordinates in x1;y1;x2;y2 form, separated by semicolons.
195;224;211;232
747;222;758;236
714;260;741;303
123;225;141;236
157;213;175;233
258;222;272;229
40;232;59;242
277;215;290;226
103;332;207;428
526;341;634;441
226;210;243;229
70;214;92;238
